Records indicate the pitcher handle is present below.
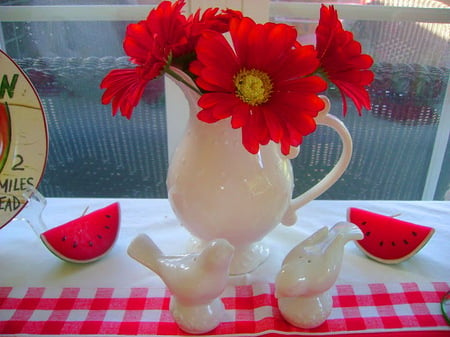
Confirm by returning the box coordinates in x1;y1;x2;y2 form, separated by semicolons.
281;96;353;226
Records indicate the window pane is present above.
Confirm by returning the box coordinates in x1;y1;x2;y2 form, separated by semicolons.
272;0;450;9
1;1;448;199
272;13;449;200
2;16;168;198
365;0;450;9
0;1;160;5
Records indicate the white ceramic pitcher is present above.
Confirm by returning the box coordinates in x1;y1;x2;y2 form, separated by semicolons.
166;70;352;274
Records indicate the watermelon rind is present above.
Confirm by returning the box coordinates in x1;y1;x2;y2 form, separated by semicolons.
40;202;120;263
347;207;435;264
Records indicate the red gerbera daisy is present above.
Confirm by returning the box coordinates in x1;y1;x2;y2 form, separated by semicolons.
175;7;243;71
190;17;327;155
188;7;243;38
101;0;238;119
315;5;374;115
101;0;188;118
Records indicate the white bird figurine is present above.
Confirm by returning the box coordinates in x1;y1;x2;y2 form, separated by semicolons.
127;234;234;334
275;222;363;329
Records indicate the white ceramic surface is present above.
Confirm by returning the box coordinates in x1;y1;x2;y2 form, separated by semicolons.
275;222;363;328
127;234;234;334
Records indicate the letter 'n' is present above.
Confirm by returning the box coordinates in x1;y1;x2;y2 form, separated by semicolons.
0;74;19;99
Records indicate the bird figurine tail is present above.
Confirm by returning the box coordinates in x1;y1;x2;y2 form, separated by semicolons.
127;233;164;275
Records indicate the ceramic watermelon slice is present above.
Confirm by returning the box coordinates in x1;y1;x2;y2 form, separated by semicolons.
347;207;434;264
40;202;120;263
0;102;11;173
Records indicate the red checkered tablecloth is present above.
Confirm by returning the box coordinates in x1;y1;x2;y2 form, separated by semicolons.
0;282;449;336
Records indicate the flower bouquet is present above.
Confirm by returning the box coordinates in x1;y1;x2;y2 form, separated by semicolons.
100;0;374;155
101;0;375;275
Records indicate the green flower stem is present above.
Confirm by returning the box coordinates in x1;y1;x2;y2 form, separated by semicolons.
165;68;202;96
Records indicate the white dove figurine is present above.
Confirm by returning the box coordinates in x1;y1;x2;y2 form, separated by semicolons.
127;234;234;334
275;222;363;329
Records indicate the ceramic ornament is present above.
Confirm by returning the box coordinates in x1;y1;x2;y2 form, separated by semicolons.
19;187;120;263
0;49;48;230
127;234;234;334
347;207;435;264
275;222;363;329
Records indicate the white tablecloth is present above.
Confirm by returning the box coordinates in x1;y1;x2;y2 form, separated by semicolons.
1;198;449;287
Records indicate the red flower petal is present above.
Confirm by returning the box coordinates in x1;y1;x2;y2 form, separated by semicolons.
198;92;237;120
229;17;255;66
193;31;240;89
195;31;237;69
246;108;270;148
289;111;318;136
198;92;234;108
123;22;154;64
242;124;260;154
276;76;327;94
273;44;320;80
286;123;304;147
262;106;283;142
100;68;149;119
231;103;250;129
316;5;374;115
188;7;242;37
198;66;235;92
273;91;325;115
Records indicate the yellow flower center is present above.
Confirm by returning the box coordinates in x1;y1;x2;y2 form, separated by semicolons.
234;69;273;106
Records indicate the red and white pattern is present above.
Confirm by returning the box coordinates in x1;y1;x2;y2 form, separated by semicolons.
1;282;449;336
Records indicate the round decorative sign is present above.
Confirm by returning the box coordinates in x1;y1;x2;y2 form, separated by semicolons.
0;49;48;230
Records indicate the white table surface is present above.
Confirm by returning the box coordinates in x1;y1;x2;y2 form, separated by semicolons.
1;198;449;288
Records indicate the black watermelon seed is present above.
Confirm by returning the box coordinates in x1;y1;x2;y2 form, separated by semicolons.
105;214;111;218
361;221;367;225
412;231;417;236
73;242;78;248
404;240;409;244
104;225;110;229
365;231;371;237
88;241;94;247
379;241;384;246
392;241;396;246
97;234;103;239
61;236;67;242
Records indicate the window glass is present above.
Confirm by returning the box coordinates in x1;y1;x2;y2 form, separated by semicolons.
1;1;167;198
273;0;450;9
271;12;449;200
1;0;448;199
0;1;159;5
